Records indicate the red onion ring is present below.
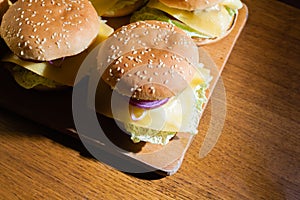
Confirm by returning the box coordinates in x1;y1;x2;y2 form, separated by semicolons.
129;98;169;109
48;57;65;67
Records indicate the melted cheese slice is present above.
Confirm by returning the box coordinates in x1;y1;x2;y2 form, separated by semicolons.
222;0;243;9
96;72;206;133
89;0;119;16
1;21;114;86
148;0;242;37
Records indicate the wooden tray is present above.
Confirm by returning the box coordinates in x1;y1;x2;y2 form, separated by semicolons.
0;5;248;175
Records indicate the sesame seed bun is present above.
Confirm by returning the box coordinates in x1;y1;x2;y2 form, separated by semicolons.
97;20;199;73
102;0;147;17
158;0;223;11
97;20;199;100
0;0;100;61
102;48;196;100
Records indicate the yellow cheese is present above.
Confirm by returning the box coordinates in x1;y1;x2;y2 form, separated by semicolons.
97;72;205;133
222;0;243;9
1;21;114;86
148;0;236;37
89;0;119;16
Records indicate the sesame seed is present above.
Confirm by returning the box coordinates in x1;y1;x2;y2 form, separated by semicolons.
150;87;155;94
127;56;134;60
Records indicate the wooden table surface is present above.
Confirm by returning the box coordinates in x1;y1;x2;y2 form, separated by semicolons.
1;0;299;199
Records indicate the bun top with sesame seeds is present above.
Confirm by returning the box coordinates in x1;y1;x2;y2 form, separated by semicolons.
102;48;197;100
158;0;223;11
0;0;100;61
98;20;199;100
97;20;199;71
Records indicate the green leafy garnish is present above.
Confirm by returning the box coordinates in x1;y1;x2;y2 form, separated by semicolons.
130;7;210;38
125;77;209;145
225;6;237;16
10;65;61;89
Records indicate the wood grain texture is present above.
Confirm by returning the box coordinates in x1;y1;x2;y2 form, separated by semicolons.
0;0;300;199
0;5;248;176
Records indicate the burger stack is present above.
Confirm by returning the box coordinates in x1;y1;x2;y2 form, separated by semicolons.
95;20;211;145
0;0;113;90
131;0;243;45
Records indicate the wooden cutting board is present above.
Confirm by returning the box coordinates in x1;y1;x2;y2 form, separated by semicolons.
0;5;248;175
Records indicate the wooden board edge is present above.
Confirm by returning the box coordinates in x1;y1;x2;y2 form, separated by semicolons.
158;4;249;175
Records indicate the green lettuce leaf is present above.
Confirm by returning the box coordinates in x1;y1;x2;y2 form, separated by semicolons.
125;123;177;145
130;7;210;38
125;67;210;145
10;65;61;89
225;6;237;16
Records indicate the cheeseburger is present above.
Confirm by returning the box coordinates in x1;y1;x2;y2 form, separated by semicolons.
130;0;243;45
95;20;211;145
0;0;113;90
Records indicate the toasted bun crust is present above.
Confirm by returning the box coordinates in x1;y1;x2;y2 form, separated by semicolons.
103;0;146;17
0;0;100;61
159;0;223;11
102;48;196;100
97;20;199;72
97;20;199;100
0;0;9;24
